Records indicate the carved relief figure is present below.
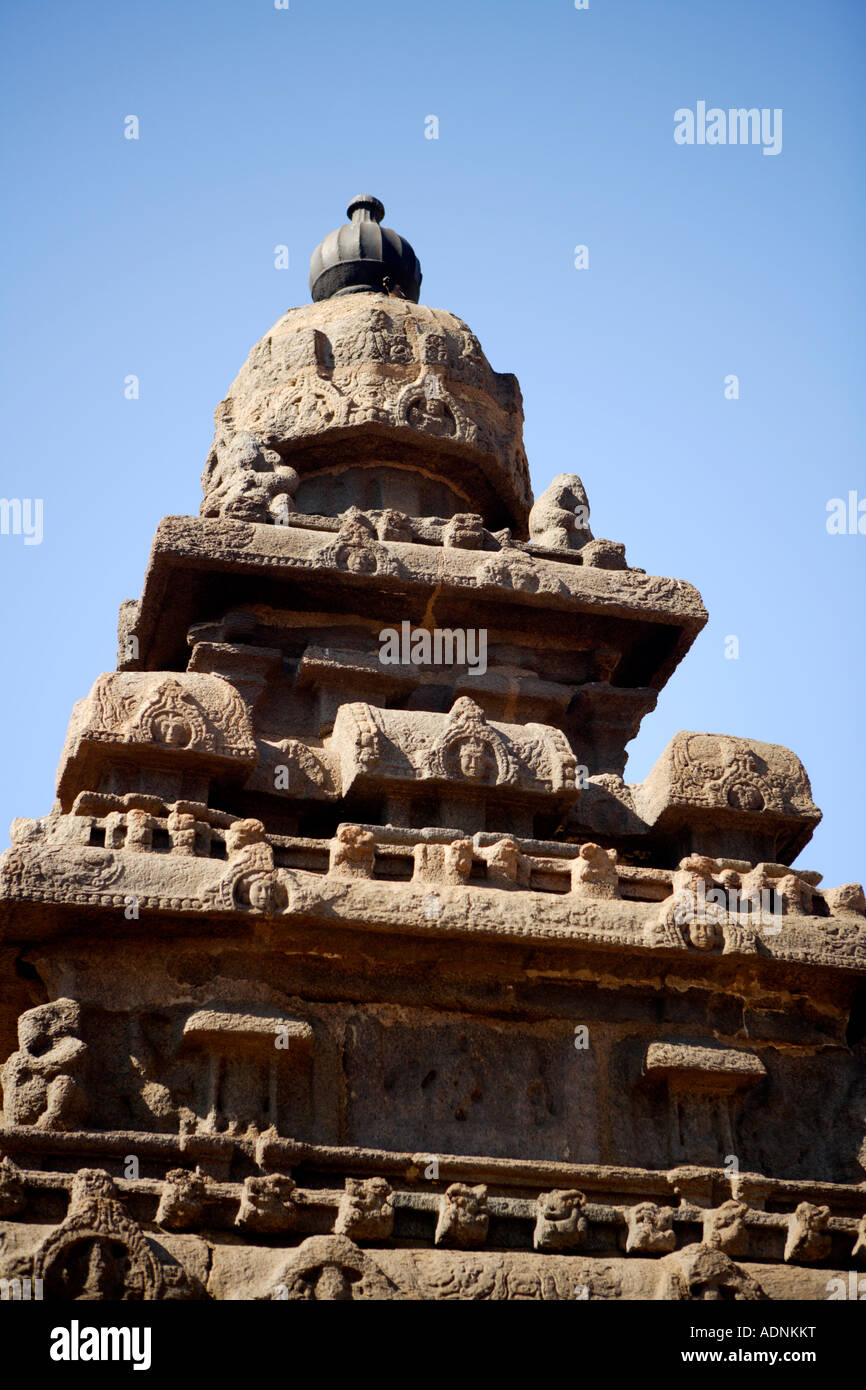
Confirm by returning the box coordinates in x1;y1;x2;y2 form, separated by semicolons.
87;671;256;761
1;1000;89;1131
334;1177;394;1240
210;818;290;913
156;1168;211;1231
571;843;620;900
201;430;299;522
625;1202;677;1254
434;1184;489;1248
34;1169;163;1301
528;473;593;551
482;837;530;889
702;1200;749;1257
405;375;457;437
236;1174;298;1234
317;513;401;576
533;1190;589;1251
651;855;725;950
668;733;814;816
783;1203;831;1263
655;1243;767;1301
271;1235;406;1301
329;824;376;880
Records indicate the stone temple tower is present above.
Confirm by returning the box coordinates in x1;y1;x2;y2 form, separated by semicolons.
1;197;864;1302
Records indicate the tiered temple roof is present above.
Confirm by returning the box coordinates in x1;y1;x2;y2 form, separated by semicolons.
1;198;864;1302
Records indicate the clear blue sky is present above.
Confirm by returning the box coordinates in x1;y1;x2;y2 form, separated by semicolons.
0;0;863;887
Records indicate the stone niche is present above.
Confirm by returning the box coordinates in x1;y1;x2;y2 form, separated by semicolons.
292;462;473;523
180;1007;313;1138
642;1043;767;1167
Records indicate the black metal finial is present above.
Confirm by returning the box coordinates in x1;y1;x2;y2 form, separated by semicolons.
309;195;422;303
346;194;385;224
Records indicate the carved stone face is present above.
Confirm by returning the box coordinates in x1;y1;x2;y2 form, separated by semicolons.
362;1178;390;1205
726;780;765;812
291;1262;358;1300
237;871;286;914
226;819;265;854
343;545;378;574
152;710;192;748
541;1190;581;1219
246;874;274;911
451;1185;485;1215
456;737;492;781
688;920;722;951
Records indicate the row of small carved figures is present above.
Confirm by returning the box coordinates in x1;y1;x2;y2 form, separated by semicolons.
74;812;866;920
205;485;627;571
2;1158;864;1264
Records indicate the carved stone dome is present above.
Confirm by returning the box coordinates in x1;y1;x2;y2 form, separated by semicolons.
202;293;532;534
309;195;422;304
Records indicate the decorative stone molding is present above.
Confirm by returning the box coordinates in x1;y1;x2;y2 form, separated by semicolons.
201;295;532;536
180;1006;313;1138
643;1043;766;1167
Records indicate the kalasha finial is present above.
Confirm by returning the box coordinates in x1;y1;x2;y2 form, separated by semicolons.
346;194;385;224
309;195;422;303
